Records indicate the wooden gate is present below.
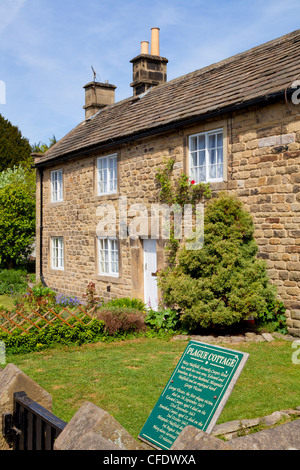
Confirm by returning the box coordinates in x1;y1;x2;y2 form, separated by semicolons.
2;391;67;450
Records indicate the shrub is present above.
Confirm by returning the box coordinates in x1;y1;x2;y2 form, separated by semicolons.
159;193;277;330
0;269;28;294
95;307;147;336
20;285;56;314
257;299;288;334
82;282;103;310
17;284;82;315
0;318;106;355
145;307;181;331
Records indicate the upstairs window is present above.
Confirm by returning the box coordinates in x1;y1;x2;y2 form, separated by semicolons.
98;237;119;277
97;154;117;195
189;129;223;183
51;169;63;202
51;237;64;270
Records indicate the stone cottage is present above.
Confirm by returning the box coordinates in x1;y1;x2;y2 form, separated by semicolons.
34;28;300;336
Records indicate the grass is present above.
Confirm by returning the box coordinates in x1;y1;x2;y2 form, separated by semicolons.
0;294;16;310
4;337;299;440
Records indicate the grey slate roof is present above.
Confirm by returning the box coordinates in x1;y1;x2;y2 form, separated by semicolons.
35;29;300;167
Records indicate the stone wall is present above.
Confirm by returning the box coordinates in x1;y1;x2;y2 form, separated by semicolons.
36;98;300;335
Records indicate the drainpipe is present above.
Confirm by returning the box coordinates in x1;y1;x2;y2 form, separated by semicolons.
38;167;47;287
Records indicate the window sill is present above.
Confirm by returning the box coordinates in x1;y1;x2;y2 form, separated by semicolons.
208;181;228;191
95;192;119;201
50;200;64;206
96;274;122;283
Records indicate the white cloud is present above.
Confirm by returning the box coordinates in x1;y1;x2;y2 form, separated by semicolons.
0;0;26;35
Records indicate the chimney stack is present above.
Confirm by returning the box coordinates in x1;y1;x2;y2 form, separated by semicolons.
83;80;116;119
130;28;168;96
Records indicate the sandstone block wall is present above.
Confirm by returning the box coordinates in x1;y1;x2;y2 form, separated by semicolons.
229;101;300;337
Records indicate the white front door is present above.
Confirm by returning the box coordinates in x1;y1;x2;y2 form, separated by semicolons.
143;239;158;310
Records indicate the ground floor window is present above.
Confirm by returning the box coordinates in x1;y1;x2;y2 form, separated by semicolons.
51;237;64;270
98;237;119;276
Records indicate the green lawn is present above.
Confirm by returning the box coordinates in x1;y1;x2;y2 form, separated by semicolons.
0;294;16;310
4;337;299;440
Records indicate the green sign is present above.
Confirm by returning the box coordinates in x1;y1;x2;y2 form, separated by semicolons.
139;340;249;450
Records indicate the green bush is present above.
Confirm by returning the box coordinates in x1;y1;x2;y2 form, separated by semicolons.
159;193;277;330
257;299;288;334
145;308;181;332
0;269;28;294
17;284;82;314
0;318;106;355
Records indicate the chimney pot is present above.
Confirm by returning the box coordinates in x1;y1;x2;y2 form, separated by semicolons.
140;41;149;54
151;27;160;56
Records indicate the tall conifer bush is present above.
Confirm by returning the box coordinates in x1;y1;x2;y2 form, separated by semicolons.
159;193;276;330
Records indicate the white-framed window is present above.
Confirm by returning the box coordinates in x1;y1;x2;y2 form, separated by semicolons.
51;237;64;270
51;169;63;202
97;154;117;195
189;129;223;183
98;237;119;277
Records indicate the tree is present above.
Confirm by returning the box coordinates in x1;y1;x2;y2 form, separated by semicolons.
0;164;36;198
31;135;57;153
0;184;36;269
159;193;276;330
0;114;32;171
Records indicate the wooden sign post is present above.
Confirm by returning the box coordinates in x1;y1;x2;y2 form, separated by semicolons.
139;340;249;450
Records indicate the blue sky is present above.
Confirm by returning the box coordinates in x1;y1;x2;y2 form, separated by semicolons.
0;0;300;146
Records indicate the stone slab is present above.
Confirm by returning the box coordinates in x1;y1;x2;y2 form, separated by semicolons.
261;333;274;342
212;418;261;436
171;425;234;450
61;431;121;450
0;363;52;450
230;418;300;450
54;401;147;450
